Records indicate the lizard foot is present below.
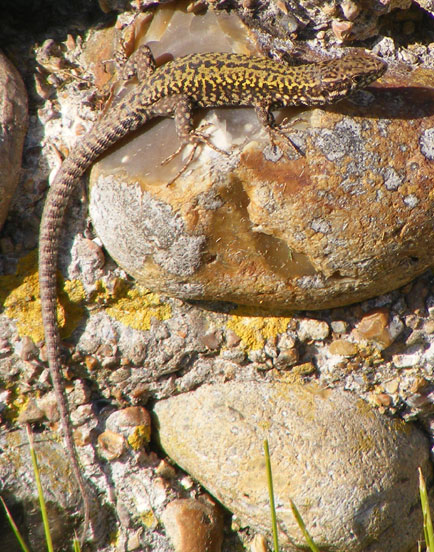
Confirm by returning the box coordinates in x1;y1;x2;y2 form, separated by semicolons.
267;126;305;157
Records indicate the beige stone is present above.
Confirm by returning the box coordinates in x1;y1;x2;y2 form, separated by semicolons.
154;381;431;552
0;429;84;550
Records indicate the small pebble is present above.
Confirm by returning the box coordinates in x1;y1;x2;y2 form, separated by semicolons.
328;339;358;357
330;320;348;334
106;406;151;447
97;429;126;460
250;534;268;552
297;319;329;341
392;351;421;369
17;399;44;423
162;498;224;552
353;309;392;348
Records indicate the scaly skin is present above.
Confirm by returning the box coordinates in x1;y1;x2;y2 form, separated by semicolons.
38;47;387;542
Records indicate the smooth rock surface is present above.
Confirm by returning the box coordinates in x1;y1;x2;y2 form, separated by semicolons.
161;498;224;552
154;382;432;552
0;52;27;231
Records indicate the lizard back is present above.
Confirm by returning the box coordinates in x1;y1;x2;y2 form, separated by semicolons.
138;51;387;109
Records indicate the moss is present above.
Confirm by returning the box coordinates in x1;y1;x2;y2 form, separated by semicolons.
0;250;85;343
226;309;291;351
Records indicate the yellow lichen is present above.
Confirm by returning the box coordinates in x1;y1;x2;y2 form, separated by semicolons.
0;251;85;342
109;530;120;546
0;251;171;344
10;393;30;420
128;424;151;450
226;309;291;351
102;280;172;331
141;510;158;529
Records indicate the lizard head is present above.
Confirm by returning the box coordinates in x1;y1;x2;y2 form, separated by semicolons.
307;51;388;105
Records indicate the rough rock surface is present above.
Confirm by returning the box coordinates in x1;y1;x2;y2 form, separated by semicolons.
0;53;27;231
154;381;432;552
1;2;434;552
89;32;434;309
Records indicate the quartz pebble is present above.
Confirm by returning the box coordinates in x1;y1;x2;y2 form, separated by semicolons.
154;381;431;552
353;309;392;348
97;429;126;460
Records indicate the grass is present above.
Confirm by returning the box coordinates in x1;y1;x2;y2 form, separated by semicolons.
264;439;320;552
264;440;433;552
1;425;81;552
419;467;434;552
1;433;433;552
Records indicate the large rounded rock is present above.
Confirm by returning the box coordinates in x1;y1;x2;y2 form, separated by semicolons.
0;53;27;231
88;8;434;310
154;382;431;552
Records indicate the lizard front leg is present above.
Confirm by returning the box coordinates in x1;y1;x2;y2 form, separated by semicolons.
118;44;157;82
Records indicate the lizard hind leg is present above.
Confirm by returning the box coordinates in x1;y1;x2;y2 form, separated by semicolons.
255;103;305;157
160;95;229;185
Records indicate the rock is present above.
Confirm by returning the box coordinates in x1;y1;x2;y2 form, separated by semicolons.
328;338;358;357
297;319;329;341
88;8;434;311
105;406;151;449
154;381;431;552
0;53;27;231
0;429;84;550
250;534;268;552
161;498;224;552
97;429;126;460
353;308;392;347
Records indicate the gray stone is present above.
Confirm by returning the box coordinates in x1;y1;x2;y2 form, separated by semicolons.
154;382;432;552
0;53;27;231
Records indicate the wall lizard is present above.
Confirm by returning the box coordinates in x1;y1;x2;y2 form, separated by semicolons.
38;46;387;541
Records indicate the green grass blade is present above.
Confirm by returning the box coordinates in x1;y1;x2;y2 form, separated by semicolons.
73;534;81;552
264;440;279;552
0;496;31;552
419;467;434;552
289;499;320;552
26;425;54;552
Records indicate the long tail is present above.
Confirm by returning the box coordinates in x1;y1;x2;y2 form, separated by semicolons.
39;105;155;542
